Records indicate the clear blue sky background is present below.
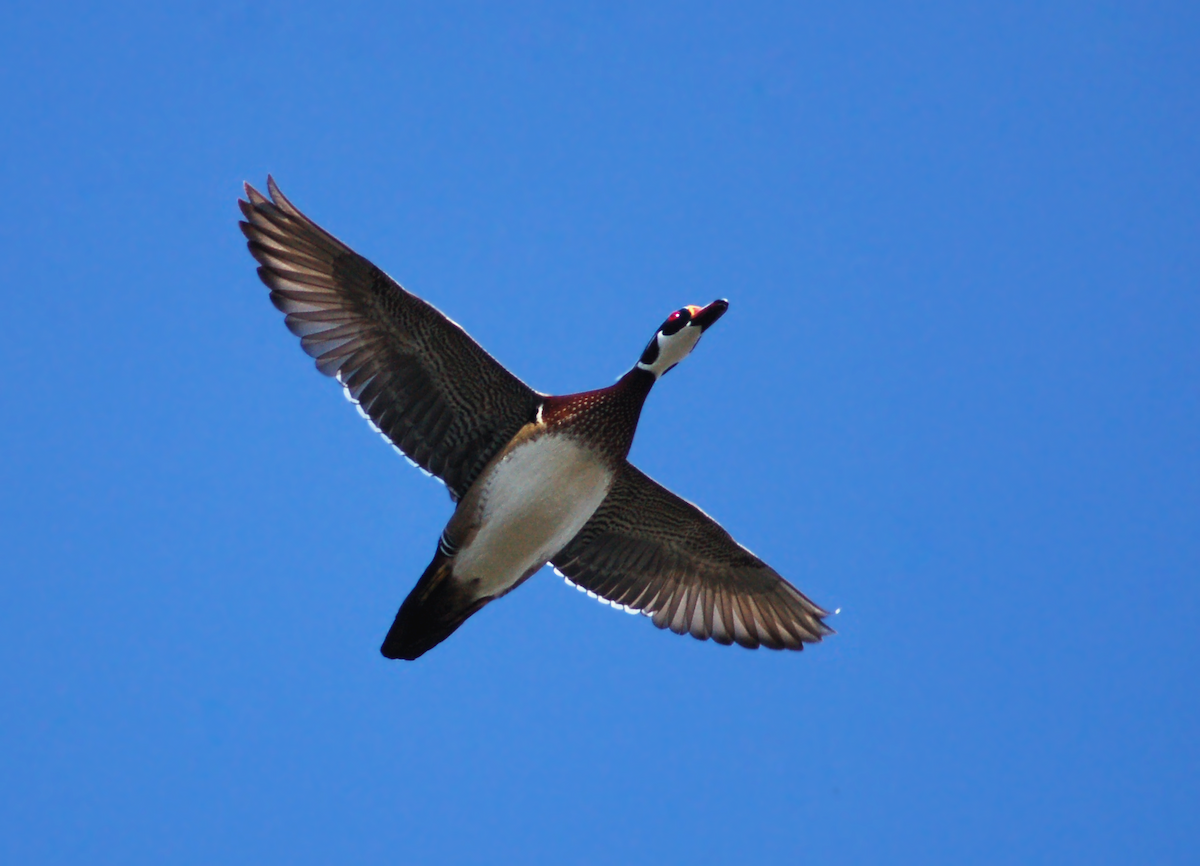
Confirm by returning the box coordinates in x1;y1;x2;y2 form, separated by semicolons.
2;2;1197;863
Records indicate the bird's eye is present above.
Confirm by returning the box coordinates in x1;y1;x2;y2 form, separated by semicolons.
660;308;691;336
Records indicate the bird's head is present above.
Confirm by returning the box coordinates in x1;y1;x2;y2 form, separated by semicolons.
635;299;729;379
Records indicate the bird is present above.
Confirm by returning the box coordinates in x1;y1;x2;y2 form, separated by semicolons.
239;177;834;660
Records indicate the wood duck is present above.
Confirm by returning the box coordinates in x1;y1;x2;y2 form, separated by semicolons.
240;177;834;660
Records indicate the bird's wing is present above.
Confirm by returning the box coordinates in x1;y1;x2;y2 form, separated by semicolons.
240;177;541;501
552;463;833;649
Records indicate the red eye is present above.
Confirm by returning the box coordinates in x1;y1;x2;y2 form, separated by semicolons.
661;308;692;336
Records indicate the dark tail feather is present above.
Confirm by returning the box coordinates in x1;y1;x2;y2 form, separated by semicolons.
380;553;490;661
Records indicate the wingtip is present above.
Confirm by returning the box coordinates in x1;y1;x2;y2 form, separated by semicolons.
244;182;268;207
240;177;281;209
265;174;306;218
267;174;287;208
815;605;838;637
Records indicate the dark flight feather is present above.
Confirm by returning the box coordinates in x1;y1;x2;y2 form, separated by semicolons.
240;178;541;500
553;464;833;650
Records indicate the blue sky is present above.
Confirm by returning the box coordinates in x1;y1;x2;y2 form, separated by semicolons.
2;2;1197;863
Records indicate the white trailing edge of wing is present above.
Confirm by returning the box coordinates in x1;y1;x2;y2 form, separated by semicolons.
551;566;643;615
335;370;445;486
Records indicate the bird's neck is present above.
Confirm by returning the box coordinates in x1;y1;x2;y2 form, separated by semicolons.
541;368;656;462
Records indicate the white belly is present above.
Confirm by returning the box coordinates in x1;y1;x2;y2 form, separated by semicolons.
454;434;614;596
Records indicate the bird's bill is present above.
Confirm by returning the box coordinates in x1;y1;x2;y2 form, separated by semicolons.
689;299;729;331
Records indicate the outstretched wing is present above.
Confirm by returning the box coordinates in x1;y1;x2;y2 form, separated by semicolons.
240;177;541;500
552;464;833;649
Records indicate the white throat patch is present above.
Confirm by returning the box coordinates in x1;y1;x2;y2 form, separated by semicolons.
636;325;703;379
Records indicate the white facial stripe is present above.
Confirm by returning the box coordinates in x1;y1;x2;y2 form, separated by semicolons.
636;323;703;378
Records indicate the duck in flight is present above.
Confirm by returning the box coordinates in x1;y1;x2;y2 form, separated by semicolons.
239;178;833;660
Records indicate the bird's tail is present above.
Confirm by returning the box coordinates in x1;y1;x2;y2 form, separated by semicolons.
380;551;490;661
